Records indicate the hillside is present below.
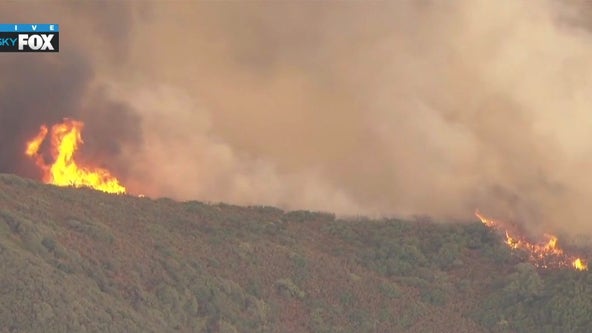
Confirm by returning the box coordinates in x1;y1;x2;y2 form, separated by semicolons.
0;173;591;333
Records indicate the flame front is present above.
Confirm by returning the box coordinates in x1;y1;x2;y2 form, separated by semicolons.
573;258;587;271
475;210;587;271
25;119;126;194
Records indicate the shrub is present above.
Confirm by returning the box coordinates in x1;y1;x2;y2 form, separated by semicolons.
379;282;401;299
274;278;305;299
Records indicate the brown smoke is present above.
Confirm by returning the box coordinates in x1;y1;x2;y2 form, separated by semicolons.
3;1;592;237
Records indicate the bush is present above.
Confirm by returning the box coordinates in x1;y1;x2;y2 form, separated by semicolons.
274;278;305;299
379;282;401;299
420;287;449;306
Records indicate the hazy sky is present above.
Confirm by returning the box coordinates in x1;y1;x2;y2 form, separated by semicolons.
2;1;592;237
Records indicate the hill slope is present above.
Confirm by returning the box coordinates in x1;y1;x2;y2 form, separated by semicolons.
0;174;591;333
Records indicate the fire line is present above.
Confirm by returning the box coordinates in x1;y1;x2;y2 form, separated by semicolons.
475;210;587;271
25;118;126;194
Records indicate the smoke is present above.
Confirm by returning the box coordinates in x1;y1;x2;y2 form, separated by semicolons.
0;2;143;180
4;1;592;236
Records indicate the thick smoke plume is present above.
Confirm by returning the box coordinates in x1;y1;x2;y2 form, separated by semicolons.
0;2;142;181
2;1;592;237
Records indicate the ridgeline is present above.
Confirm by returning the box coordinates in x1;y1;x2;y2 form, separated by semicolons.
0;174;590;333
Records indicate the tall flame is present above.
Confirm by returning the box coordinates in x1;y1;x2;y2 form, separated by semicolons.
475;210;587;271
25;119;126;194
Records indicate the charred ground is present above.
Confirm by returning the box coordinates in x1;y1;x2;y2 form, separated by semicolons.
0;173;591;333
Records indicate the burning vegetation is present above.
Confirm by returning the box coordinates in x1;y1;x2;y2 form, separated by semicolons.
25;118;126;194
475;210;587;271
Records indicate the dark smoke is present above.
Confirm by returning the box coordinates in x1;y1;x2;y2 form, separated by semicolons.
0;2;143;182
0;53;91;178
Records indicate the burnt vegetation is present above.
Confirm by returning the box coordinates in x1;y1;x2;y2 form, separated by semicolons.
0;173;591;333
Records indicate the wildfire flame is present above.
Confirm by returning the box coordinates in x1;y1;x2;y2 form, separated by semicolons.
475;210;587;271
25;119;126;194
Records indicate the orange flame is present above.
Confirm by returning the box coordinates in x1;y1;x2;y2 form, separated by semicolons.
475;210;587;271
25;119;126;194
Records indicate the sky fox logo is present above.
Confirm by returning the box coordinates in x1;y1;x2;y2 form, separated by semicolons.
18;34;55;51
0;24;59;52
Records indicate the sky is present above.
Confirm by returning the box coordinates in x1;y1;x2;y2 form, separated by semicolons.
2;1;592;237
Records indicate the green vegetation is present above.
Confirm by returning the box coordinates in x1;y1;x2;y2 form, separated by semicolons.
0;173;590;332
